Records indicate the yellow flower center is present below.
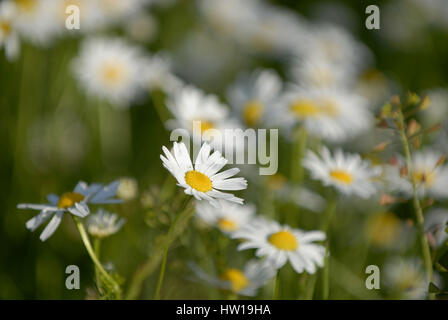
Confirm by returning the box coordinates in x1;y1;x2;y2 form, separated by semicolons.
100;61;125;87
242;100;264;127
197;120;214;134
412;170;436;188
16;0;36;13
268;230;298;251
57;192;85;209
330;170;354;185
217;218;238;232
0;21;11;37
220;269;250;292
290;99;320;117
267;173;287;191
185;170;213;193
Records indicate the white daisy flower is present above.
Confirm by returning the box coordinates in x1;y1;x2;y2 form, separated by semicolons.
195;199;255;234
87;209;125;238
165;85;229;137
160;142;247;206
387;150;448;199
232;218;326;274
384;257;428;300
17;181;122;241
13;0;60;46
278;87;373;143
303;147;382;198
0;1;20;61
189;260;275;296
72;37;147;107
116;177;138;201
227;69;282;128
141;54;183;94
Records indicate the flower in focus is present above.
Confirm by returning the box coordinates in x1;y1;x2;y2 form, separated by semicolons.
195;199;255;235
227;69;282;128
278;87;373;143
189;260;275;296
72;37;147;107
87;209;125;238
17;181;122;241
117;177;138;201
304;146;382;198
232;218;326;274
160;142;247;206
0;1;20;61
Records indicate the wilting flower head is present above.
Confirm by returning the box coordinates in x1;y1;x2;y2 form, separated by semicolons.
0;1;20;61
72;37;147;107
304;146;382;198
227;69;282;128
17;181;122;241
195;199;255;235
87;209;125;238
232;218;326;274
189;260;275;296
160;142;247;206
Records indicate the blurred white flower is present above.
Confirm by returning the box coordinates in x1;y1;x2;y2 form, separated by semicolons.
232;218;326;274
227;69;282;128
17;181;122;241
160;142;247;206
0;1;20;61
386;150;448;199
142;54;183;94
195;199;255;235
117;177;138;201
125;12;158;43
278;87;373;143
384;257;428;300
87;209;125;238
304;147;382;198
189;260;275;296
14;0;60;46
424;208;448;247
72;37;147;107
165;85;229;137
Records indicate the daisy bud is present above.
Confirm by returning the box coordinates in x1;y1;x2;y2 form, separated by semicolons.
373;142;389;153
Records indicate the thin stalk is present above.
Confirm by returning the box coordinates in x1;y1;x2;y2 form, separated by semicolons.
321;193;337;300
93;238;102;294
273;270;280;299
397;110;434;299
154;197;192;300
73;216;121;297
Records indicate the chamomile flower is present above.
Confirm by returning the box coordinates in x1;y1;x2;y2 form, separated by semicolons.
87;209;125;238
72;37;147;107
165;85;229;138
303;147;382;198
227;69;282;128
278;87;373;143
14;0;60;46
189;260;275;296
0;1;20;61
387;150;448;199
232;218;326;274
116;177;138;201
195;199;255;234
160;142;247;206
17;181;122;241
384;257;428;300
142;54;183;94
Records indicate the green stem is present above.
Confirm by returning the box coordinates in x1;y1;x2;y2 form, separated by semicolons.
273;270;280;299
321;193;337;300
289;127;307;226
93;238;102;294
154;198;192;300
397;110;434;299
73;216;121;298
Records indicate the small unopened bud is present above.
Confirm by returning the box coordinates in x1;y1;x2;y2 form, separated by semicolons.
380;194;398;206
436;155;447;168
400;166;408;178
388;156;399;166
407;119;421;136
407;92;420;105
419;95;431;111
373;142;389;153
